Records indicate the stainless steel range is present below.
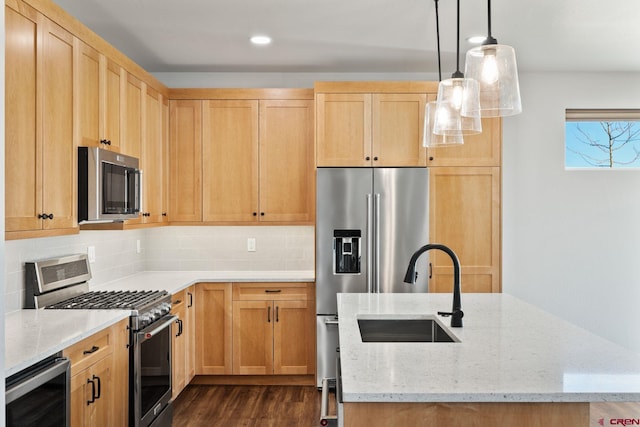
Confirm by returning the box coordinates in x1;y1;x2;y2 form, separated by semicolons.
25;254;175;427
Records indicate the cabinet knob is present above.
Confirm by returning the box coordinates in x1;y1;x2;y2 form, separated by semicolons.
260;212;265;216
162;212;167;217
253;212;257;216
373;156;378;161
429;156;434;161
365;156;370;161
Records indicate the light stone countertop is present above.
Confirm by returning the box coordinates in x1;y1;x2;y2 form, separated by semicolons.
5;309;129;377
6;270;314;376
337;292;640;403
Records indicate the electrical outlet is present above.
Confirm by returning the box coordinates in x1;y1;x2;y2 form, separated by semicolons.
247;238;256;252
87;246;96;263
136;240;141;254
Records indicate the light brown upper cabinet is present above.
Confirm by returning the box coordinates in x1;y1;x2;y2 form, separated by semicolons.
202;100;259;222
102;58;124;151
140;87;166;224
315;82;431;167
169;100;203;222
6;5;77;239
169;90;315;224
426;117;502;167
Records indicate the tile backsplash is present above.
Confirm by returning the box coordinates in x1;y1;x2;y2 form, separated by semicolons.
4;226;314;313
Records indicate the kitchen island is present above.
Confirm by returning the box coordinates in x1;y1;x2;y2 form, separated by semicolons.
337;293;640;426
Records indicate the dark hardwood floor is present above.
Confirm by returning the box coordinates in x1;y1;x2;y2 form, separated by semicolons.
172;385;324;427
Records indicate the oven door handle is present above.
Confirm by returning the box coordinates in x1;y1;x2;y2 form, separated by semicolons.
137;315;177;342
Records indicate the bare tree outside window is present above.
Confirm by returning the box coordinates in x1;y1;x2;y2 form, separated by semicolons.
565;120;640;168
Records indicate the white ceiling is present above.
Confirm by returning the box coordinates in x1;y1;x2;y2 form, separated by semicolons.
53;0;640;74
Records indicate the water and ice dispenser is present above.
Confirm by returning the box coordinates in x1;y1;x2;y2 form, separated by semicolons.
333;230;361;274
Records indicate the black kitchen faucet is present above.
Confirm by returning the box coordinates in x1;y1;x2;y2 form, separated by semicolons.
404;243;464;327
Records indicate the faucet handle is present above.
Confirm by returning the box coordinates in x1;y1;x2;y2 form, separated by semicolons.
438;310;464;328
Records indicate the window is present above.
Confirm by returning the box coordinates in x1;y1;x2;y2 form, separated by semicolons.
565;109;640;169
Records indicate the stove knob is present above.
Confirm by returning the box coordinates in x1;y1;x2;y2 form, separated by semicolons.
138;314;151;328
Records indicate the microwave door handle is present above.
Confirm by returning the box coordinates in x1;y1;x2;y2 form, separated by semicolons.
136;169;143;214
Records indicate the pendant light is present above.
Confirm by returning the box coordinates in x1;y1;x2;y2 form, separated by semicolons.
464;0;522;117
433;0;482;136
423;0;463;147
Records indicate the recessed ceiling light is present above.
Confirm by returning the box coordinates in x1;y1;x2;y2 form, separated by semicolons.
467;35;486;44
250;35;272;45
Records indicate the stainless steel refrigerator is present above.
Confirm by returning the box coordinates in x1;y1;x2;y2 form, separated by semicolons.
316;167;430;387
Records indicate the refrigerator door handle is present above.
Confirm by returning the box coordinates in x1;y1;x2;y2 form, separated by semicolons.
375;193;381;293
367;193;374;294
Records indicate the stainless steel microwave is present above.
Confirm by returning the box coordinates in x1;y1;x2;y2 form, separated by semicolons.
78;147;142;222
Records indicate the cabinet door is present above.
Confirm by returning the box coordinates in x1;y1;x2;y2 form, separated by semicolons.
169;100;202;222
5;4;40;232
122;73;142;159
75;40;100;148
273;300;314;375
185;287;196;383
70;371;89;426
195;283;232;375
429;167;501;293
172;300;186;399
427;117;502;167
316;93;372;166
102;58;123;150
86;356;113;427
40;17;76;230
372;93;427;167
259;100;315;223
232;300;274;375
202;100;258;222
162;96;170;223
142;86;164;223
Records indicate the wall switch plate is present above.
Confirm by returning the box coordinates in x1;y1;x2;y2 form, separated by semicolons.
88;246;96;263
247;238;256;252
136;240;141;254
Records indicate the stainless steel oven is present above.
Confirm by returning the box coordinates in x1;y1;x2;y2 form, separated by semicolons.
24;254;175;427
5;353;70;427
131;313;176;427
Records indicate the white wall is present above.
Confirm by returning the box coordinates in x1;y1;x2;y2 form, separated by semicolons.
502;72;640;354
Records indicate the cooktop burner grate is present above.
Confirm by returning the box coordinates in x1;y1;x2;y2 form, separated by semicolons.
45;290;168;310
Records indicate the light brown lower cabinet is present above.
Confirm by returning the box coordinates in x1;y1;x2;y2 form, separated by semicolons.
171;286;195;400
232;283;315;376
195;283;233;375
64;318;129;427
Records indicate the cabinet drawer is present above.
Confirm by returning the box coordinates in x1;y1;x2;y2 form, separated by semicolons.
233;283;312;301
171;289;187;312
63;325;115;376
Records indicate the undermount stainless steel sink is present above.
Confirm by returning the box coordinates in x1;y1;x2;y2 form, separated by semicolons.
357;317;459;343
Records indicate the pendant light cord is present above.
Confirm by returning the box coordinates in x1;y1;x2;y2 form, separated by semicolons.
484;0;498;45
434;0;442;81
452;0;463;78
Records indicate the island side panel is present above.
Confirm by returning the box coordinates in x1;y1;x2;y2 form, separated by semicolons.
343;402;589;427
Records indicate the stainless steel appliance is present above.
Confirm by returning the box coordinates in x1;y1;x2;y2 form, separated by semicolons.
316;168;429;387
5;353;70;427
25;254;175;427
78;146;142;223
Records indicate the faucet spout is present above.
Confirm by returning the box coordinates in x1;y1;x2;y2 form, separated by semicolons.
404;243;464;327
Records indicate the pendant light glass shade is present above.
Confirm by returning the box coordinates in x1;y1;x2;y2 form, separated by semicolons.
465;44;522;117
433;78;482;136
423;101;464;147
